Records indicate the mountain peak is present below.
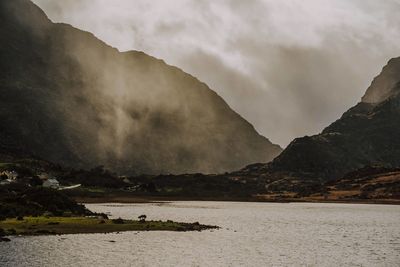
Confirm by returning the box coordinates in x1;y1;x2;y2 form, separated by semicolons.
254;56;400;182
362;57;400;104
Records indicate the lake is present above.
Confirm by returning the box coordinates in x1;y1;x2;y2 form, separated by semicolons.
1;202;399;266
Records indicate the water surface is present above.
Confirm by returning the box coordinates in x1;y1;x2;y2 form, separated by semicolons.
1;202;399;266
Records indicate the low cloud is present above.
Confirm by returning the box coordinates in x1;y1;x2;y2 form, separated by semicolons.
32;0;400;146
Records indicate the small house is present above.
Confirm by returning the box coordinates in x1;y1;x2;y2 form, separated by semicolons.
43;178;60;189
0;171;18;180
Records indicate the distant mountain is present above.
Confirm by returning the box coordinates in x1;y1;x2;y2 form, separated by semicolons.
238;57;400;186
0;0;281;175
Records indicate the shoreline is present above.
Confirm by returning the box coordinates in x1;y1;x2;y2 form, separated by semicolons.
73;195;400;205
0;216;218;238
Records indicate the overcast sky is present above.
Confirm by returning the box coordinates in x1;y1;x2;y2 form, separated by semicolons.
32;0;400;147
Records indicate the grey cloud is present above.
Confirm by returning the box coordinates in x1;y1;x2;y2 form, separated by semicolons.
32;0;400;146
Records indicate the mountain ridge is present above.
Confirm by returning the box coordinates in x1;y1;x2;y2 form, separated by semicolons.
238;57;400;186
0;0;282;175
362;57;400;104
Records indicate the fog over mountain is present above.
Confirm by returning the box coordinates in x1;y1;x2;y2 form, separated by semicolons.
0;0;281;175
239;57;400;186
32;0;400;147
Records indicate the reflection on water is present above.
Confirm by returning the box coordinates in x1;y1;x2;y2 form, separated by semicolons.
1;202;399;266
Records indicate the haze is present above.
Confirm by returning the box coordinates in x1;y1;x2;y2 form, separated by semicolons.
32;0;400;147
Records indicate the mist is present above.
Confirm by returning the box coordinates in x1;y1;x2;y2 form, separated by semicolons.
1;0;283;175
31;0;400;147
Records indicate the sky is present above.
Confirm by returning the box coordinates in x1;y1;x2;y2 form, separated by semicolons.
32;0;400;147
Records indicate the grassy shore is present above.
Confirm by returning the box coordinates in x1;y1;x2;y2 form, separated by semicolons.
0;216;218;236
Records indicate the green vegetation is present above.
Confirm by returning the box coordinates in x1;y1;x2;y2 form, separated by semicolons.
59;166;126;188
0;184;90;219
0;178;220;237
0;163;21;173
0;163;12;169
123;173;261;199
0;216;218;236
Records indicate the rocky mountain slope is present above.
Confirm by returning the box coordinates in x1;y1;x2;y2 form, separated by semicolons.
237;57;400;186
323;166;400;201
0;0;281;175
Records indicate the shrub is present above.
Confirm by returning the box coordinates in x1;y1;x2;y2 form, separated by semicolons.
97;213;109;220
138;215;147;222
111;218;124;224
7;229;16;235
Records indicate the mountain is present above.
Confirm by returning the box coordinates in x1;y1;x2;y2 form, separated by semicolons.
323;166;400;201
246;57;400;185
0;0;281;175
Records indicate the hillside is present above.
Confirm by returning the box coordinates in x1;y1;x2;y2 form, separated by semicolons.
230;57;400;194
323;166;400;201
0;0;281;175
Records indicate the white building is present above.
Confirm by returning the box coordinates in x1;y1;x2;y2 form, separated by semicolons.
43;178;60;189
0;171;18;180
